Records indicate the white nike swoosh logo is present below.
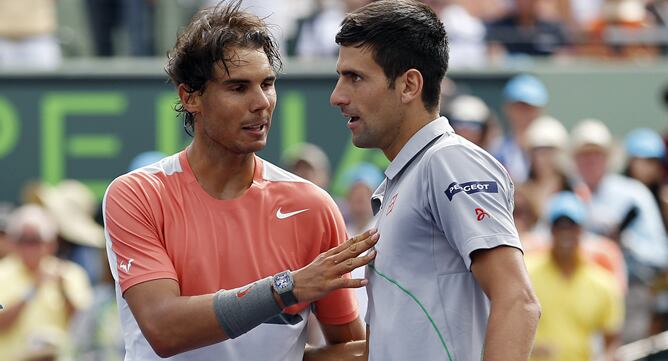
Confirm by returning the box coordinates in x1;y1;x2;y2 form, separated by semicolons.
276;208;309;219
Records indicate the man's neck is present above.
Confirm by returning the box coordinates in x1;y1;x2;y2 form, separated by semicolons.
383;108;439;161
187;140;255;200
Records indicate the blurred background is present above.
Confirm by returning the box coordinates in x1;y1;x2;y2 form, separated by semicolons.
0;0;666;360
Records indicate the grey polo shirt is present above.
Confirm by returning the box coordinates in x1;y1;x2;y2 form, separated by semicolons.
366;117;521;361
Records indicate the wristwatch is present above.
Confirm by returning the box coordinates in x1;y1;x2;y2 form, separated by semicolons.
272;271;299;307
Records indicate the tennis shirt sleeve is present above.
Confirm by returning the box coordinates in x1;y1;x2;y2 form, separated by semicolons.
425;145;522;270
104;175;178;294
311;190;360;325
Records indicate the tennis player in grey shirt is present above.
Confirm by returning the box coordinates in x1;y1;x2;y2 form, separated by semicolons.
329;1;541;360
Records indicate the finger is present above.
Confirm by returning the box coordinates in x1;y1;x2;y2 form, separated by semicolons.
323;228;377;258
329;276;369;290
334;250;376;275
332;232;379;264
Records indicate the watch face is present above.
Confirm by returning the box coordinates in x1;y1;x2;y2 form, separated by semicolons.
275;273;291;292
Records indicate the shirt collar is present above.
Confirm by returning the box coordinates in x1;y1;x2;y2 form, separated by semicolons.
385;116;454;180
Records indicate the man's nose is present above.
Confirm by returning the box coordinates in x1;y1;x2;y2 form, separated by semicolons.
330;80;349;107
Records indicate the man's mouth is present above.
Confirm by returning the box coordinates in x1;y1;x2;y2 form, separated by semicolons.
242;122;267;131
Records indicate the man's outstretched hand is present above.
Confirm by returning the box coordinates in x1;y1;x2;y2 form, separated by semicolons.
292;229;379;304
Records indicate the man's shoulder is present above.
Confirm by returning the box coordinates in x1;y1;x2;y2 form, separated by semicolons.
106;153;183;199
422;134;510;178
260;158;308;183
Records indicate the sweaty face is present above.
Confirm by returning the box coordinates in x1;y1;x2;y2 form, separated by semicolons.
191;47;277;155
330;46;403;154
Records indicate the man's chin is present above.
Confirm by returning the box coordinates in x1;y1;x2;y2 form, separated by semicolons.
351;136;374;149
237;141;267;154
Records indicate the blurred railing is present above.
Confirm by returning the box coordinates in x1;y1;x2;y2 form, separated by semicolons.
618;331;668;361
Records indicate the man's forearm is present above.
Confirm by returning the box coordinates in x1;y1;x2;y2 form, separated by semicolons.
482;294;540;361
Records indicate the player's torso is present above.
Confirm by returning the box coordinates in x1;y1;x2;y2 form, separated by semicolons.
154;174;326;297
373;157;469;280
367;142;488;361
120;159;329;361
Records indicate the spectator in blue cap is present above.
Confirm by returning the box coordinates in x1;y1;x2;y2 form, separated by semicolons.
624;128;668;232
546;191;587;225
527;191;623;361
625;128;668;345
491;74;549;182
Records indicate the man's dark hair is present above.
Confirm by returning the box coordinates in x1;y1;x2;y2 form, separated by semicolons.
165;0;281;135
335;0;449;112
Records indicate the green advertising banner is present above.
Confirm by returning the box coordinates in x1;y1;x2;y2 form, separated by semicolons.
0;71;395;203
1;59;667;203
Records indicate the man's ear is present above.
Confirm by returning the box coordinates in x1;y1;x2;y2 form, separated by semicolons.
178;84;201;114
399;69;423;105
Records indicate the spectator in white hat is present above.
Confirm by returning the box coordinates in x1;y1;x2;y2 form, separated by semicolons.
571;119;668;342
571;119;667;278
37;180;105;285
0;205;92;361
523;115;572;215
443;94;493;148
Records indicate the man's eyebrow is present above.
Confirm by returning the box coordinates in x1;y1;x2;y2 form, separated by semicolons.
221;78;250;85
339;70;362;77
221;75;276;85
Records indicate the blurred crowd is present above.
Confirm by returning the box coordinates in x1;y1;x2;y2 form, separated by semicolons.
1;0;668;69
439;74;668;360
1;72;665;360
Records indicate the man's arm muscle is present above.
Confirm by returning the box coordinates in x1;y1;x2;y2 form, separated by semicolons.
471;246;540;361
124;279;226;358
